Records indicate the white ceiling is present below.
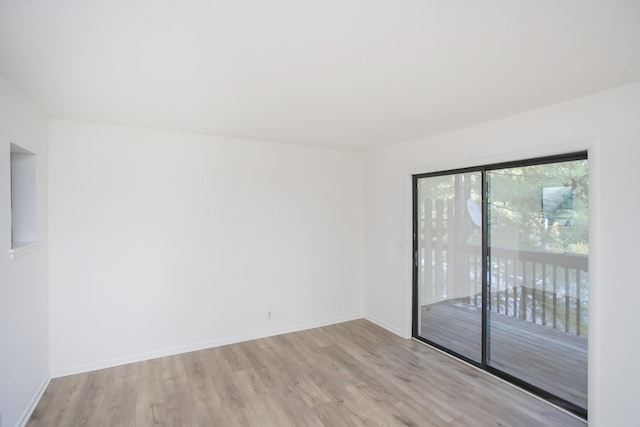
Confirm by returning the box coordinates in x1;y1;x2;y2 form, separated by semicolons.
1;1;639;151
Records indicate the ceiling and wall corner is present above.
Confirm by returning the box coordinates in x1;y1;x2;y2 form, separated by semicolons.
0;0;639;151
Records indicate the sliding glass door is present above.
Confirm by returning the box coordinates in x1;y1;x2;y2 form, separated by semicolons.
414;171;483;363
486;159;588;410
413;153;588;418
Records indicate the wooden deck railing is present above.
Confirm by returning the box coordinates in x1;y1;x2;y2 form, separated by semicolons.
481;247;588;336
420;245;588;336
419;198;589;336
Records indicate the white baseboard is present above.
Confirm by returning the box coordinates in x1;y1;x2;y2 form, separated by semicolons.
364;314;405;338
17;375;50;427
52;313;364;378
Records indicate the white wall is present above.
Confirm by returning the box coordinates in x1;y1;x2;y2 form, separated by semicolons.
364;80;640;426
0;76;49;427
49;120;364;375
9;71;638;425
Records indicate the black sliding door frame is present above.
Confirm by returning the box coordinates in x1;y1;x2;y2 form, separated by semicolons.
412;151;588;419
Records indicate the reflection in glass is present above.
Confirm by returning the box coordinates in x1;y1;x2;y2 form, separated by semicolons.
415;172;483;362
487;159;588;409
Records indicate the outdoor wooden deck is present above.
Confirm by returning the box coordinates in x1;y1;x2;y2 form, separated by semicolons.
419;299;587;409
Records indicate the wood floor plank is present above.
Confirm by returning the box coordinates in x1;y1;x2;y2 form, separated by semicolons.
81;367;116;427
182;351;219;402
162;374;197;427
160;355;186;380
109;364;139;426
27;319;586;427
137;359;164;404
268;385;326;427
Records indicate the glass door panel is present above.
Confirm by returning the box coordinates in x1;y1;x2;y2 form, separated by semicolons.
487;159;588;409
415;172;483;362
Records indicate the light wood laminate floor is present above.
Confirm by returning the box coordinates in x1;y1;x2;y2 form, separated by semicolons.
27;319;585;426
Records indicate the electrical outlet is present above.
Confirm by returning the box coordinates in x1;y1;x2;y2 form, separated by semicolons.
266;311;280;320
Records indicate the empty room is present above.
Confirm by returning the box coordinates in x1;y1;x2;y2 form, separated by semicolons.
1;1;640;426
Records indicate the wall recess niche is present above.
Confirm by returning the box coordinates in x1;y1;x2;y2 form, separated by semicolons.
9;143;37;258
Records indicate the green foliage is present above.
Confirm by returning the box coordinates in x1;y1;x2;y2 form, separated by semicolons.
418;159;589;254
488;159;588;254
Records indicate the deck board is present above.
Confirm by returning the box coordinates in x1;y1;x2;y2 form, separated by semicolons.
420;300;587;409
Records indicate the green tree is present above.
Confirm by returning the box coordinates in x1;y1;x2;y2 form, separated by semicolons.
488;159;588;254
